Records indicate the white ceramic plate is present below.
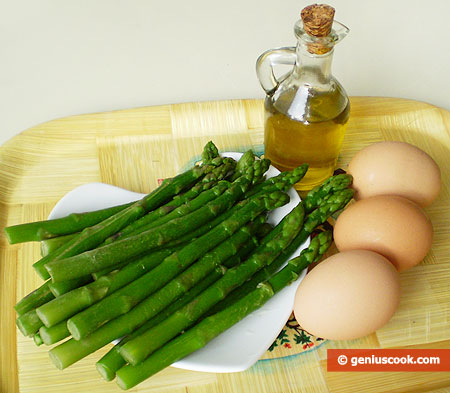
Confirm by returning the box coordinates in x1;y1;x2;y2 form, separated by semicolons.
48;152;310;373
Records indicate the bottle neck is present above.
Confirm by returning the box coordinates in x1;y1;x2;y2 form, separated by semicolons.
293;42;334;85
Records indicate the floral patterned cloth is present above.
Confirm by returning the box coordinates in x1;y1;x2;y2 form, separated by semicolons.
261;313;326;359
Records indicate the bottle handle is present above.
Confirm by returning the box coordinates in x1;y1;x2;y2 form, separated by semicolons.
256;47;297;94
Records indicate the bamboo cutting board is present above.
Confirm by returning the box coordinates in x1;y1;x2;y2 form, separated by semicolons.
1;97;449;393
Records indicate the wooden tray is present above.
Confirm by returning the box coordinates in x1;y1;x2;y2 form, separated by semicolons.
1;97;449;393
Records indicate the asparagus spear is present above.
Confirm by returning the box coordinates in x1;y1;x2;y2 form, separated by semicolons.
200;140;220;164
16;309;43;337
245;164;309;198
303;173;353;213
168;189;266;247
42;234;262;351
33;154;225;279
115;230;332;390
91;261;130;280
48;276;93;297
5;202;134;244
208;189;354;314
96;232;261;381
118;201;304;365
66;196;279;340
6;141;219;246
37;247;177;328
35;159;271;280
105;180;231;244
39;321;70;345
48;191;288;369
257;173;347;247
105;158;235;243
93;206;264;282
230;165;310;256
230;150;255;181
251;158;271;185
159;163;304;249
102;155;264;249
96;266;225;381
44;172;253;283
230;150;270;183
14;281;54;317
92;175;243;280
269;229;333;292
69;217;263;340
40;233;77;257
33;332;44;346
105;183;216;244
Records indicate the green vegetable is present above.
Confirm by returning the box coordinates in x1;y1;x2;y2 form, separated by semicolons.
166;162;305;251
200;140;220;164
107;180;231;243
161;161;301;249
33;332;44;346
39;321;70;345
96;225;261;382
48;190;288;369
118;201;304;365
251;158;271;184
40;233;78;256
114;230;332;390
5;202;134;244
303;173;353;213
45;172;253;283
66;193;282;340
15;142;349;392
105;158;235;243
95;185;271;283
269;229;333;292
230;150;255;181
32;153;225;279
14;281;54;317
69;218;262;339
48;275;93;297
16;309;43;337
96;267;223;381
209;188;354;314
246;163;308;197
91;261;132;280
37;248;176;328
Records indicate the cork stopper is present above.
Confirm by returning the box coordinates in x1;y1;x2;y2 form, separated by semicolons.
301;4;335;37
300;4;335;54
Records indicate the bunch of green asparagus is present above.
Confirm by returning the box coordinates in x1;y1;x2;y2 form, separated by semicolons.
7;141;354;390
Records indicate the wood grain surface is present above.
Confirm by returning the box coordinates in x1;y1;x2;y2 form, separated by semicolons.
1;97;449;393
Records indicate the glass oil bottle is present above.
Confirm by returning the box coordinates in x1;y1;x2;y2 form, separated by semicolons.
256;4;350;191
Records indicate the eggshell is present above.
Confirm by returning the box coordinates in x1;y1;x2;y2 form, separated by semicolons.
334;195;433;272
347;141;441;207
294;250;400;340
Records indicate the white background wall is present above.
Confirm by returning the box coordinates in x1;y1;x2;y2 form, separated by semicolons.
1;0;449;146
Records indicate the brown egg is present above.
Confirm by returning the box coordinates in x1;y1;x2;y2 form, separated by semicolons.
347;141;441;207
294;250;400;340
334;195;433;272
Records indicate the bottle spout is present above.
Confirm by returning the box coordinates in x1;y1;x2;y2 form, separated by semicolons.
331;21;350;44
295;19;349;55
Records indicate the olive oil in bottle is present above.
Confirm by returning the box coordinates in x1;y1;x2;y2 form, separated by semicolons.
264;90;350;190
257;4;350;191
